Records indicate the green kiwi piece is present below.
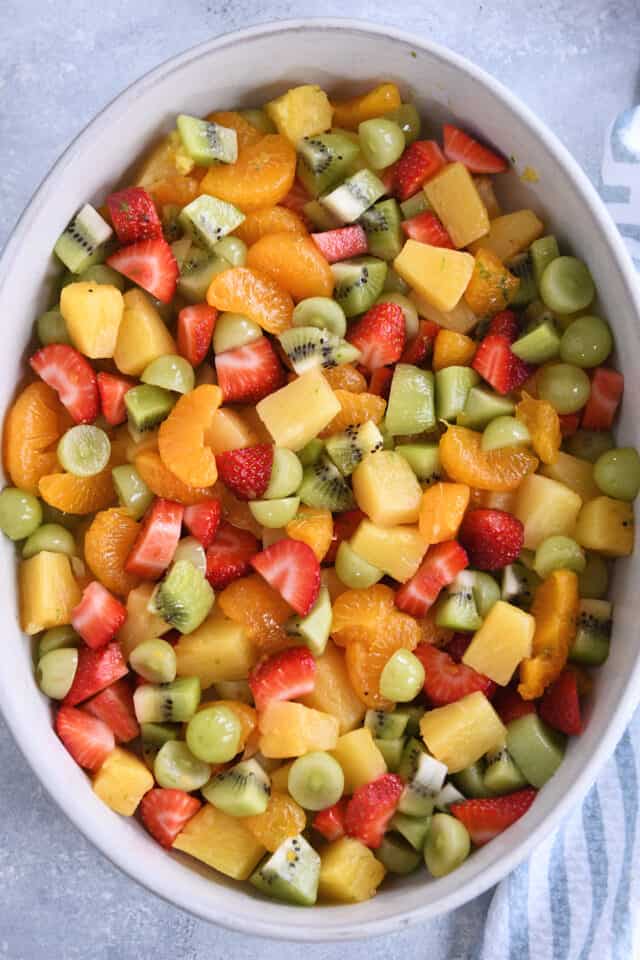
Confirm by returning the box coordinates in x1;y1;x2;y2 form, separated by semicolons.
292;297;347;337
297;133;361;198
286;586;332;657
133;676;201;724
365;709;410;740
325;421;384;476
37;309;71;346
385;364;436;436
397;752;447;817
53;203;113;273
374;737;405;772
320;169;386;223
332;256;388;317
469;571;501;618
569;598;611;666
435;366;480;422
501;562;541;610
278;326;360;375
297;438;325;467
125;384;176;432
390;811;431;851
202;757;271;816
506;714;566;788
433;782;465;812
483;747;528;795
383;266;410;294
251;834;321;905
302;200;342;231
77;264;126;290
176;114;238;165
298;457;355;511
249;496;300;528
240;108;276;134
179;195;245;250
395;443;441;483
507;252;537;306
376;835;421;874
397;736;427;782
141;722;180;769
178;246;231;303
400;191;430;219
435;572;483;631
385;103;421;145
403;706;425;738
150;560;214;635
359;198;403;261
154;739;211;791
457;386;515;430
164;205;186;243
451;761;493;798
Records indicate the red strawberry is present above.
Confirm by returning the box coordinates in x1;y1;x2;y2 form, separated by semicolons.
394;140;446;201
216;444;274;500
30;344;99;423
445;633;473;663
451;788;537;846
415;644;495;706
489;310;519;343
125;498;184;579
72;581;127;649
558;412;581;437
401;211;454;248
107;237;178;303
96;371;134;426
83;678;139;742
472;334;513;395
280;179;311;217
401;318;441;365
311;226;368;263
106;186;163;244
494;686;537;726
539;669;582;736
177;303;217;368
379;162;399;194
249;646;316;711
205;521;260;589
395;541;469;617
344;773;404;848
347;302;405;370
443;124;508;174
581;367;623;430
183;499;222;549
64;643;128;706
312;799;347;842
324;508;365;564
140;788;201;848
459;509;524;571
251;538;321;616
368;367;393;399
55;706;115;771
509;354;535;392
215;337;283;404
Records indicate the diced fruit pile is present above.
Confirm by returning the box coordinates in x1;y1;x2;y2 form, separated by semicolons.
3;79;635;907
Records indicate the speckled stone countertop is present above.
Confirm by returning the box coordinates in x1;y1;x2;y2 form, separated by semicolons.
1;2;639;957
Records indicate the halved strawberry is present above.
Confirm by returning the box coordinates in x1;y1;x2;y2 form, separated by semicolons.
141;787;202;848
491;685;536;725
459;509;524;571
30;344;99;423
83;678;139;742
379;162;399;194
177;303;217;367
183;499;222;550
215;337;283;404
311;226;368;263
324;508;365;564
558;412;581;437
415;644;496;706
489;310;519;343
394;140;446;201
251;538;321;615
581;367;623;430
368;367;393;399
344;773;404;848
347;302;405;370
450;788;537;846
539;669;582;736
125;498;184;579
55;705;115;771
107;237;178;303
401;211;454;248
205;521;260;589
249;646;316;711
96;371;134;426
216;444;274;500
312;799;347;842
63;643;128;706
72;581;127;649
106;186;163;244
401;318;440;365
472;334;533;396
395;541;469;617
443;124;508;174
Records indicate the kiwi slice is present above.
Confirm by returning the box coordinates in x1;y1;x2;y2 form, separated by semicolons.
395;443;441;483
150;560;214;635
278;326;360;375
400;191;430;219
303;200;342;231
179;195;245;250
178;246;230;303
53;203;113;274
297;133;360;198
501;562;541;610
397;752;447;817
133;676;201;724
298;457;355;511
451;761;493;798
298;439;325;467
433;782;465;812
202;757;271;816
163;204;185;243
251;834;321;905
332;256;388;317
457;386;515;430
176;114;238;165
140;721;180;769
435;572;483;631
435;366;480;422
397;736;426;782
506;252;537;306
320;169;386;224
359;198;403;261
383;266;410;294
325;421;384;476
375;738;405;772
569;598;611;666
125;384;176;432
390;811;432;851
403;706;425;738
483;747;528;795
385;364;436;436
365;709;409;740
286;585;332;656
376;835;421;875
77;264;126;290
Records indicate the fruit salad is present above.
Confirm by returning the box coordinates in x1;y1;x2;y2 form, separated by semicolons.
2;79;636;906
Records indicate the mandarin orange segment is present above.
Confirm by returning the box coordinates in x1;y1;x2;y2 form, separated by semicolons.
207;266;294;335
319;390;386;438
243;791;306;852
418;608;454;647
199;134;296;212
135;449;214;505
463;248;520;317
205;111;264;150
516;393;561;465
331;83;402;130
345;613;421;709
217;573;294;656
83;508;141;596
418;482;470;544
246;232;334;301
233;205;307;246
518;569;579;700
322;364;367;393
285;505;333;561
158;384;222;488
39;470;116;515
432;330;476;371
331;584;396;646
439;425;538;492
3;382;70;494
147;175;200;208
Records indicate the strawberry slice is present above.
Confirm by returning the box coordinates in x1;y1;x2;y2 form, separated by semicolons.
55;705;115;771
368;367;393;399
83;678;139;742
401;318;440;365
347;302;405;370
30;344;99;424
394;140;446;201
558;412;581;437
63;643;128;706
539;669;582;735
251;538;321;616
344;773;404;848
451;788;537;846
445;633;473;663
324;508;365;564
395;541;469;617
311;226;368;263
491;685;536;725
72;581;127;649
459;508;524;571
443;124;508;175
401;211;454;248
379;162;399;194
177;304;217;367
312;799;347;842
489;310;519;343
125;498;184;579
581;367;623;430
216;444;274;501
107;237;179;304
183;499;222;549
249;646;316;711
205;521;260;589
140;788;202;848
106;186;163;244
96;371;134;426
215;337;283;404
415;644;496;706
472;334;533;396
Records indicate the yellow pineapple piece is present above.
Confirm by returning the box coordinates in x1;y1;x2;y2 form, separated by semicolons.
174;614;255;686
258;701;339;758
423;163;490;248
462;601;534;686
173;803;265;880
256;369;341;450
394;240;475;313
409;289;478;334
117;582;171;659
207;407;258;454
350;519;428;582
265;84;333;144
19;551;81;635
300;641;366;734
468;210;544;260
514;473;582;550
270;761;294;794
319;837;386;903
352;450;422;526
92;747;153;815
135;131;195;186
539;451;600;503
114;289;177;377
574;496;634;557
60;282;124;359
473;176;502;219
331;727;386;794
420;692;506;773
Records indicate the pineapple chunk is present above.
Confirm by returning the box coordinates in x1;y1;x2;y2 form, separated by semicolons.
174;614;255;686
420;691;506;773
19;551;81;635
574;496;634;557
92;747;153;815
114;289;177;377
258;701;339;758
409;289;478;334
331;727;386;793
60;282;124;359
514;473;582;550
474;176;502;219
462;600;534;686
319;837;386;903
394;240;475;313
331;83;401;130
540;451;600;503
117;582;171;659
266;84;333;144
352;450;422;526
468;210;544;259
173;803;265;880
207;407;258;454
256;369;341;450
423;163;490;248
300;641;366;734
135;130;194;186
350;519;428;582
